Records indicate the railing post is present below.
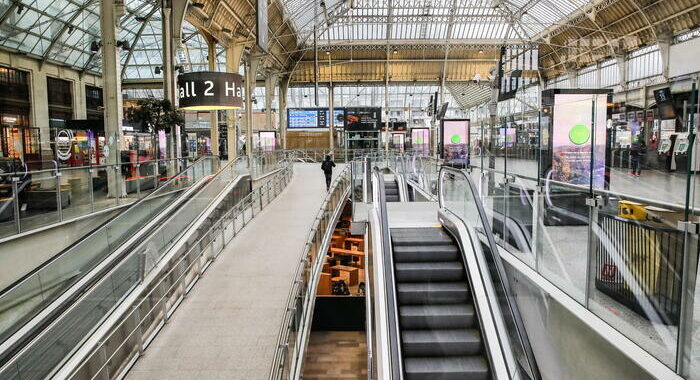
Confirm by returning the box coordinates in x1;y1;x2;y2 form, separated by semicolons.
12;177;21;233
55;171;63;222
136;163;141;198
88;168;95;212
676;220;699;376
584;195;605;308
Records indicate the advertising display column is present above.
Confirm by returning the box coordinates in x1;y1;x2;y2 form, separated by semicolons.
411;128;430;155
440;119;470;167
541;89;611;190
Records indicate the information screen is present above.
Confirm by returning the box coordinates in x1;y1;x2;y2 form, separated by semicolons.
551;93;608;189
288;109;325;129
498;127;516;148
411;128;430;156
441;119;470;165
345;108;381;131
391;133;405;152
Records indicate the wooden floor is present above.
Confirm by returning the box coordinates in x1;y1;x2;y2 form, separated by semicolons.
302;331;368;379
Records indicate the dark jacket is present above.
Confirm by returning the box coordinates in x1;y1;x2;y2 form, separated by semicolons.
321;159;335;175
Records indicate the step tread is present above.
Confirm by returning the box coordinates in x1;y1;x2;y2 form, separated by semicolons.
402;328;481;344
397;282;469;305
404;356;489;380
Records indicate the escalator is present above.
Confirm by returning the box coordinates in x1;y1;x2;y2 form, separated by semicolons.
392;227;488;379
368;166;540;380
385;178;401;202
0;156;229;378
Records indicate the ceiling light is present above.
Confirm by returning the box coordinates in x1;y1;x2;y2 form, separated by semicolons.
222;28;232;34
154;66;162;74
325;51;331;55
478;49;484;54
117;40;131;50
16;4;24;14
191;2;205;8
135;16;148;22
67;26;74;34
393;49;398;54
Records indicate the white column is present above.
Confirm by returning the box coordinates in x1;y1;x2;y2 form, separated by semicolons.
100;0;125;197
207;38;219;157
279;76;289;149
225;44;244;161
245;55;260;160
29;70;52;162
328;85;334;151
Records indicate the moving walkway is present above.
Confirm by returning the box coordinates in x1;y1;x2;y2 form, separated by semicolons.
368;166;540;380
0;157;252;379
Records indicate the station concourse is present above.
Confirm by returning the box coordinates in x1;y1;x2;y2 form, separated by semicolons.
0;0;700;379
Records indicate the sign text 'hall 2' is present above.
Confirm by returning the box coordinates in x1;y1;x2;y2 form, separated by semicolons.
177;71;244;111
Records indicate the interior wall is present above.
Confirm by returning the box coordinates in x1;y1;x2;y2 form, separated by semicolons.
286;131;331;149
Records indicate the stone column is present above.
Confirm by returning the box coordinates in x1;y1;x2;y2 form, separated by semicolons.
279;76;289;149
207;36;219;157
245;55;261;160
100;0;125;197
225;44;245;161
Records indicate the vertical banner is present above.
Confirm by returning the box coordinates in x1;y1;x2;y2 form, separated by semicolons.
551;93;608;189
411;128;430;156
441;119;470;166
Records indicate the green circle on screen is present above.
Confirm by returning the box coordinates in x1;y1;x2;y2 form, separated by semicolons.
569;124;590;145
450;135;461;144
416;138;424;143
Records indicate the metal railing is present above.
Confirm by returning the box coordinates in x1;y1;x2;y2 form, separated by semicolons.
55;164;295;380
439;166;541;379
0;156;201;240
269;165;352;379
0;156;289;380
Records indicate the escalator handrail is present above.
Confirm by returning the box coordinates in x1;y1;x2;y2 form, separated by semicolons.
438;166;541;380
0;155;215;301
371;167;404;380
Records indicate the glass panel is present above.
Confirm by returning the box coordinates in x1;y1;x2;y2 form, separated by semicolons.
19;173;60;230
60;168;93;220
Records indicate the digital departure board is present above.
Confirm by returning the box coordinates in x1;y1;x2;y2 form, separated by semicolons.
288;108;345;129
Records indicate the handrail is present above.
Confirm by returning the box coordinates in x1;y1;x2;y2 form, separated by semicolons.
370;167;404;379
269;164;352;379
438;166;541;380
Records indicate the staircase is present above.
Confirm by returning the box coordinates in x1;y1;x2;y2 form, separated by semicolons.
391;227;489;380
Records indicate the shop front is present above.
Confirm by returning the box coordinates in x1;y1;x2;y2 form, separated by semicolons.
0;66;42;168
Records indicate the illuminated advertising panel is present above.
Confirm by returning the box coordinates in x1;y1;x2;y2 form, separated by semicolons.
391;133;405;152
551;93;608;189
441;119;470;166
411;128;430;156
259;131;276;152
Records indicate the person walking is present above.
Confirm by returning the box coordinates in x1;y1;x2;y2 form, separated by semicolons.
630;139;645;176
321;155;336;190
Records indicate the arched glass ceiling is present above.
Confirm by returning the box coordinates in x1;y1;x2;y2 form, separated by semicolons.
0;0;224;78
284;0;595;46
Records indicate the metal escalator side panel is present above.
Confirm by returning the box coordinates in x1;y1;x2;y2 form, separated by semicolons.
438;210;517;379
0;159;219;375
437;167;541;380
370;168;404;379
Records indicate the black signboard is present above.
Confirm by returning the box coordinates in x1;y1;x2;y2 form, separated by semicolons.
381;121;407;132
345;107;382;131
654;87;676;120
177;72;244;110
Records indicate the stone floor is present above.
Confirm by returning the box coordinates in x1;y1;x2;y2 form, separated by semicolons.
125;163;342;380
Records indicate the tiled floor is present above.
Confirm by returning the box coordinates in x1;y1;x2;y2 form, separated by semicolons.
302;331;368;380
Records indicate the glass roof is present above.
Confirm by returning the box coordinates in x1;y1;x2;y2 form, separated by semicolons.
284;0;594;46
0;0;224;78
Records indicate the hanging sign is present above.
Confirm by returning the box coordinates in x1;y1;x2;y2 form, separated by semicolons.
177;72;244;111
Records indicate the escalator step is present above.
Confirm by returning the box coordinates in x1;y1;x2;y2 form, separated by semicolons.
397;282;469;305
399;304;476;329
393;245;460;263
385;182;399;189
386;188;400;195
386;195;401;202
395;262;464;282
391;229;454;246
404;356;489;380
402;329;482;357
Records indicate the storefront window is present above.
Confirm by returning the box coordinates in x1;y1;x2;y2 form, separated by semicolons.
0;66;40;165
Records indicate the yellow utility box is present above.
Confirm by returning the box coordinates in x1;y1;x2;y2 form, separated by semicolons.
618;200;647;221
